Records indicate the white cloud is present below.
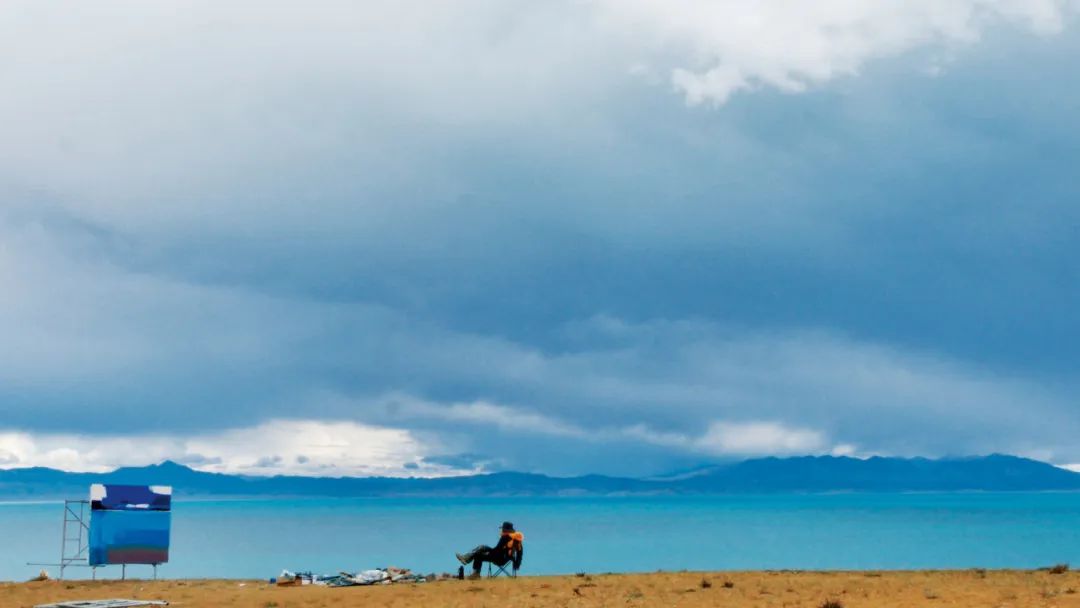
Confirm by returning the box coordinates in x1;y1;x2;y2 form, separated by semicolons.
696;421;826;455
383;394;836;457
621;420;833;457
596;0;1075;104
384;395;590;439
0;421;473;477
0;431;180;473
830;444;859;457
186;420;470;477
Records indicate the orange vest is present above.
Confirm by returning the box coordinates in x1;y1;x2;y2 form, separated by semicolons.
502;531;524;556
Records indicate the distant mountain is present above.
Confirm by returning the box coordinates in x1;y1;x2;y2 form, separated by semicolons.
673;454;1080;492
1;455;1078;499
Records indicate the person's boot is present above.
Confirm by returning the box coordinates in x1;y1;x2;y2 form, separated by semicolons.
468;571;482;580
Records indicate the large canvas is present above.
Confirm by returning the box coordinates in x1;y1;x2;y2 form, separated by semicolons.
88;484;172;566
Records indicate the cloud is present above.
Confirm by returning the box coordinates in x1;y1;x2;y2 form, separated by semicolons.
174;454;223;467
1;0;1073;228
621;421;831;457
382;394;839;457
0;1;1078;478
597;0;1076;104
0;430;181;474
1;214;1078;474
185;420;468;476
0;402;844;474
0;421;472;477
2;209;1078;473
697;422;826;455
384;396;590;439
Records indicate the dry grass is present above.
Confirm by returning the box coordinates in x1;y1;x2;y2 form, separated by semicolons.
5;570;1080;608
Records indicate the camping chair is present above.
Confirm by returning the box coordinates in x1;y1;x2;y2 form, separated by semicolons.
488;544;523;578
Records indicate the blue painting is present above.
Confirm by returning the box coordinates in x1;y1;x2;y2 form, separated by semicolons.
88;484;172;566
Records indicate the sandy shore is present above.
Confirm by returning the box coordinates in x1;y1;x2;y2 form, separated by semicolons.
5;570;1079;607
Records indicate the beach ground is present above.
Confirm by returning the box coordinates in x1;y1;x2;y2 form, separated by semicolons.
6;570;1080;608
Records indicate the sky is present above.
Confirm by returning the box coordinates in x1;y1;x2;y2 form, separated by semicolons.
1;1;1079;477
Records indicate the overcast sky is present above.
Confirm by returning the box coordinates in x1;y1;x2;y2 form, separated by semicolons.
2;1;1079;477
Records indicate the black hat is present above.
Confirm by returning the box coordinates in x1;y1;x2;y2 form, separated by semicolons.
500;521;515;532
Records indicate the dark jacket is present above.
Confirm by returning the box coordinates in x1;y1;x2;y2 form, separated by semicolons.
491;530;524;567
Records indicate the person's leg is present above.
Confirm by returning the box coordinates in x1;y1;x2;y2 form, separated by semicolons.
457;544;491;566
472;547;493;574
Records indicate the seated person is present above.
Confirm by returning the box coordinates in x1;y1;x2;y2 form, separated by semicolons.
456;521;524;578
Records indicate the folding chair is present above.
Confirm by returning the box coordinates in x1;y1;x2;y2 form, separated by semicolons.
487;544;523;578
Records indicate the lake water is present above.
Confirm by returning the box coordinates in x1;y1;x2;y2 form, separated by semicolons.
2;493;1079;581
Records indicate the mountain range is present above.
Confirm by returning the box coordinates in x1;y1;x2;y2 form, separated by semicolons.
1;454;1078;500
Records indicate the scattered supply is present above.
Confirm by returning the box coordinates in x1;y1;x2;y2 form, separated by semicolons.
34;601;168;608
275;566;446;588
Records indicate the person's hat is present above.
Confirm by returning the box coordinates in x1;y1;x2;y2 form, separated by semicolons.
500;521;515;532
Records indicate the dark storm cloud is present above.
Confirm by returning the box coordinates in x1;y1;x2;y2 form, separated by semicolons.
1;1;1078;475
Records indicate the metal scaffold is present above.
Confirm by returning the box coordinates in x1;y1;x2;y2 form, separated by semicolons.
27;499;94;581
60;499;91;579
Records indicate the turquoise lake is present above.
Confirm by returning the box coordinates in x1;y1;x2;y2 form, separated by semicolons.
2;493;1079;581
